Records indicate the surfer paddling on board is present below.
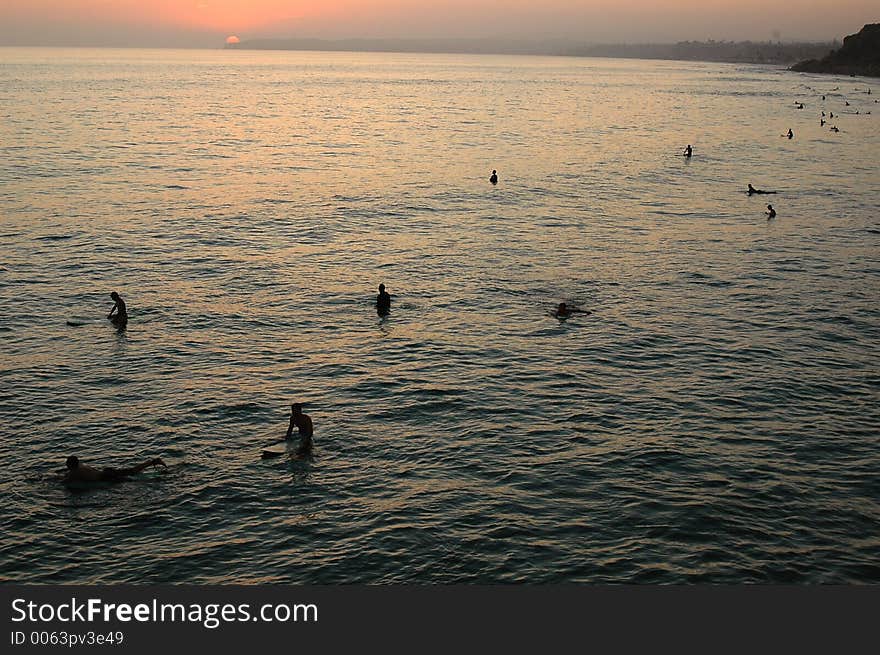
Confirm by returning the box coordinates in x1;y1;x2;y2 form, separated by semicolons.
107;291;127;325
748;184;777;195
64;455;166;483
553;302;590;319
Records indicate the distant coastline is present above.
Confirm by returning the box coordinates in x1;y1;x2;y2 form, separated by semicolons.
224;37;835;67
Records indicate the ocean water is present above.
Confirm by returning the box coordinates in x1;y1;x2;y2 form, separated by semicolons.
1;48;878;583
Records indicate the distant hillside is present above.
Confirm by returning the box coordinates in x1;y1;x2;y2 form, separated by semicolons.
226;37;834;66
567;41;834;65
225;37;567;56
792;24;880;77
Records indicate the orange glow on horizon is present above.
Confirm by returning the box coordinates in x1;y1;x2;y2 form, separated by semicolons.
151;1;326;32
3;1;332;33
2;0;877;45
170;1;324;32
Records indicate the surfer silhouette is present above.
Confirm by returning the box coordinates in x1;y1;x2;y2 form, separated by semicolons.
285;403;313;456
107;291;127;324
376;283;391;315
553;302;590;319
766;204;776;219
489;170;498;184
748;184;776;195
64;455;166;483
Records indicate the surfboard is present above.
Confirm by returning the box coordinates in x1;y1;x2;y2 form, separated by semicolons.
66;317;98;326
66;317;122;327
261;440;309;460
261;436;293;459
62;479;116;489
261;450;309;460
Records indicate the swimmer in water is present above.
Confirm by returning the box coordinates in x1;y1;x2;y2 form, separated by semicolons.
766;204;776;219
787;128;794;139
376;283;391;315
489;170;498;184
285;403;314;457
553;302;590;319
64;455;166;483
683;145;692;158
748;184;776;195
107;291;127;324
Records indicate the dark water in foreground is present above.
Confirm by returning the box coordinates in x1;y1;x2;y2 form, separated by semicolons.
1;49;878;583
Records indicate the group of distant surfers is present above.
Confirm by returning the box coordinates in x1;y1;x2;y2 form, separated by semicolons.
66;84;873;484
66;277;586;483
680;86;873;222
685;146;778;219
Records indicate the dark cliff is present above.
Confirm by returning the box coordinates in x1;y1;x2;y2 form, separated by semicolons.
792;24;880;77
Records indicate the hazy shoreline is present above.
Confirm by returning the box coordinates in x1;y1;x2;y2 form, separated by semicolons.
0;40;836;69
224;37;835;66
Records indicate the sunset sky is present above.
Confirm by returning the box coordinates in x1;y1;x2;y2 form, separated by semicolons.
0;1;876;47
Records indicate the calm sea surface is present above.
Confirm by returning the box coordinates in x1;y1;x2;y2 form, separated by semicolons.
1;48;878;583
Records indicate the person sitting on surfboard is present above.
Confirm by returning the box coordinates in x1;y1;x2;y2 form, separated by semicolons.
107;291;127;324
683;145;692;158
489;170;498;184
285;403;313;456
64;455;166;483
766;204;776;219
376;283;391;315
